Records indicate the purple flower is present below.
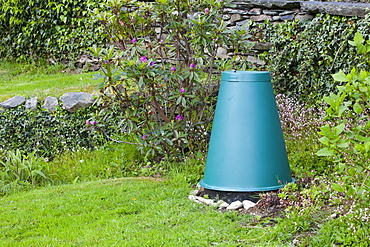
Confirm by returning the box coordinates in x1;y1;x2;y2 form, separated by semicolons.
205;8;209;13
85;120;90;125
180;87;185;93
104;60;109;64
131;38;137;43
140;56;148;63
142;134;148;139
91;121;97;125
190;63;196;68
150;61;155;66
170;66;176;71
175;115;184;121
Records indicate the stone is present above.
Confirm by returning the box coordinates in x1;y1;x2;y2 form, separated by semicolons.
25;97;38;111
250;15;272;22
0;96;26;109
272;16;281;21
295;14;315;21
234;1;300;9
263;10;278;15
249;8;261;15
280;14;295;21
218;201;230;210
190;190;199;196
243;200;256;210
253;42;273;51
216;47;229;59
229;13;242;22
44;96;59;112
246;55;265;65
224;9;248;15
301;2;370;17
188;195;199;202
279;11;296;16
60;92;94;112
227;201;243;210
75;55;89;68
196;196;217;206
236;19;251;28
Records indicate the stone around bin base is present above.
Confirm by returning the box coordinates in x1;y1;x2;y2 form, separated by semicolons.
204;189;260;204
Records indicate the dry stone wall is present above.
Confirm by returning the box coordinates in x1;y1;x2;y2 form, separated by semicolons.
221;0;370;65
0;92;95;112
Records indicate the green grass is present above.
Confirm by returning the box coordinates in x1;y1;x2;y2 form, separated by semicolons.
1;60;369;246
0;177;270;247
0;61;100;101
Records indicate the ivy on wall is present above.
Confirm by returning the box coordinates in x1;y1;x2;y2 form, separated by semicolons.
0;0;107;62
258;14;370;102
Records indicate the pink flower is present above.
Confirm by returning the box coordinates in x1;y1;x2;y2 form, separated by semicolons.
131;38;137;43
142;134;148;139
170;66;176;71
175;115;184;121
205;8;209;13
140;56;148;63
180;87;185;93
190;64;196;68
85;120;90;125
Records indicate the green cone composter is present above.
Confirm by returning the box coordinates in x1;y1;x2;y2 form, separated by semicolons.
200;71;294;203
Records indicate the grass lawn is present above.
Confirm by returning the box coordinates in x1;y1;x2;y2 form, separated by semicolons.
0;177;271;247
0;61;99;101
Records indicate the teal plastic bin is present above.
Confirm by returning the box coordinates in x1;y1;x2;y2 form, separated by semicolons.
200;71;294;193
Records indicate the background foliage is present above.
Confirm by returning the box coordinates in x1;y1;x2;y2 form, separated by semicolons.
0;0;106;62
259;14;370;102
0;105;113;160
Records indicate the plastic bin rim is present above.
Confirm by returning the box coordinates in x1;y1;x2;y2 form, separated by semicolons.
221;71;271;82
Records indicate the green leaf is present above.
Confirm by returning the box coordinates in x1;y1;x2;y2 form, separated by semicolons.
334;123;345;136
181;97;186;107
332;71;349;82
316;147;335;156
353;102;363;114
319;124;334;138
337;142;349;148
331;183;345;193
353;32;363;44
348;167;356;176
318;137;330;145
176;96;182;105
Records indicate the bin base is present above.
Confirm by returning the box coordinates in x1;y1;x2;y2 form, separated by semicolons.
204;189;261;204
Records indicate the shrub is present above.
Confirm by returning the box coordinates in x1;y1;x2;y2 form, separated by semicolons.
90;0;254;160
317;32;370;201
0;105;112;160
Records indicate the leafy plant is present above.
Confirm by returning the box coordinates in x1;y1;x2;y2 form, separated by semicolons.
90;0;254;160
0;149;49;194
317;32;370;200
